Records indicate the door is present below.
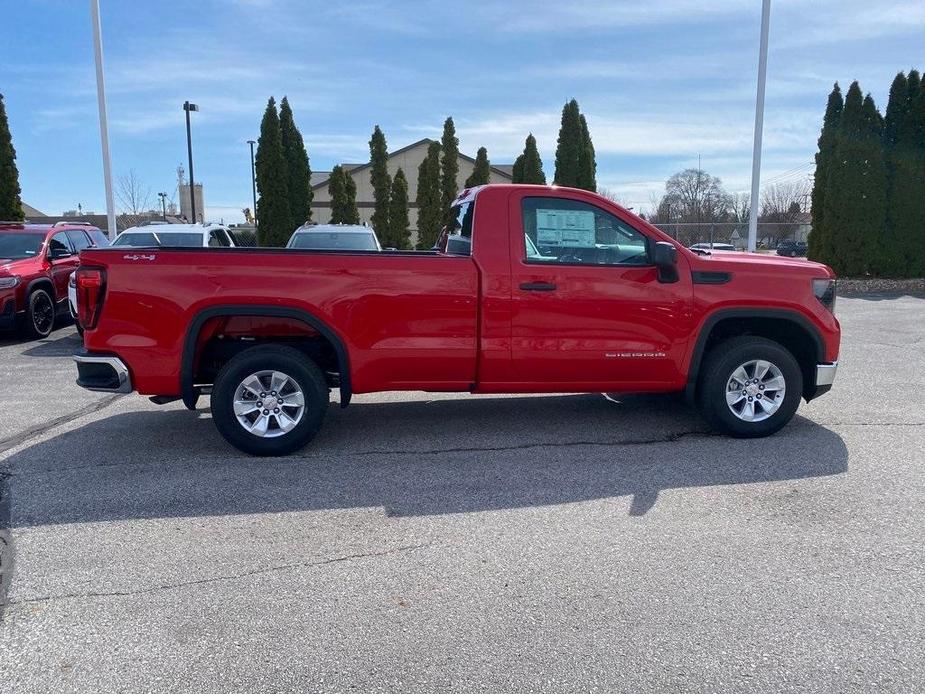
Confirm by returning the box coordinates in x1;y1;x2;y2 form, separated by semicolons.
47;231;79;301
510;194;693;390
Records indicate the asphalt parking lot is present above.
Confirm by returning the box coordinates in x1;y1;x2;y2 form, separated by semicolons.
1;295;923;693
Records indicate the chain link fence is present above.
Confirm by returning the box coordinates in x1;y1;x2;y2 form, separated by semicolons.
650;222;810;251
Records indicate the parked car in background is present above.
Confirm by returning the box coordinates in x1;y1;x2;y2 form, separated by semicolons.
0;221;107;338
112;223;236;248
776;240;808;257
286;224;382;251
689;242;737;253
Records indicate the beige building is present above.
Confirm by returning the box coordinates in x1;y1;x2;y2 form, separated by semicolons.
310;138;513;245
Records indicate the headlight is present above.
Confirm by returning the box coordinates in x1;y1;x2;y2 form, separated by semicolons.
812;278;836;313
0;276;21;289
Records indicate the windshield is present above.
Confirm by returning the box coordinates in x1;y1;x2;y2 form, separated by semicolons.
0;233;44;260
289;232;378;250
112;232;203;247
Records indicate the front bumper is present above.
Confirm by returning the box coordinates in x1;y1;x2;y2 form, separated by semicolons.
0;296;16;330
74;350;133;393
808;360;838;400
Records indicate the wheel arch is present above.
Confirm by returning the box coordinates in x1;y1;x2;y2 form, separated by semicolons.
26;277;56;301
181;305;351;410
685;308;825;403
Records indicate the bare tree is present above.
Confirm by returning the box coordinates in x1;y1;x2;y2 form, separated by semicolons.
729;192;750;224
760;180;810;245
116;170;152;215
662;168;731;223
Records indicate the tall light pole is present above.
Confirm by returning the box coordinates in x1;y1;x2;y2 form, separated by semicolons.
158;191;167;218
90;0;117;240
247;139;258;231
183;101;199;223
747;0;771;252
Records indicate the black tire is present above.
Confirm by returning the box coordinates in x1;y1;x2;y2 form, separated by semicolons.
24;288;55;339
697;336;803;438
211;344;329;456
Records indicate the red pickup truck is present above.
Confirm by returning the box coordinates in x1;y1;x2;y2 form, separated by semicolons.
73;185;839;455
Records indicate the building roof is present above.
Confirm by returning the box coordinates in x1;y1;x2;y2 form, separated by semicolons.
22;202;46;217
311;138;513;190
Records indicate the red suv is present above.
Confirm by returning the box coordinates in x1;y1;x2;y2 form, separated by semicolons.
0;221;108;338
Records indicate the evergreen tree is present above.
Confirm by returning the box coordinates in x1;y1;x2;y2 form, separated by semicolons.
465;146;491;187
576;114;597;192
415;141;442;249
511;153;525;183
328;165;348;224
808;83;843;264
279;96;313;225
554;98;583;186
908;72;925;276
521;134;546;184
0;93;24;221
882;69;925;277
369;125;391;238
388;168;411;249
823;83;887;276
440;117;460;226
344;171;359;224
255;97;292;246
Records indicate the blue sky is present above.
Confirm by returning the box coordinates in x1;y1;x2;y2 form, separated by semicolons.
3;0;924;222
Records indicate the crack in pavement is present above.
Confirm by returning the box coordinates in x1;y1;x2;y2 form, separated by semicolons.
7;430;723;477
11;542;431;606
0;394;124;456
310;429;722;458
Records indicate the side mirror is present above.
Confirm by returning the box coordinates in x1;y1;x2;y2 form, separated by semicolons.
49;247;73;260
652;241;678;283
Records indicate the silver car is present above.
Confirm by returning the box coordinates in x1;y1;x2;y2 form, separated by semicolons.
286;224;382;251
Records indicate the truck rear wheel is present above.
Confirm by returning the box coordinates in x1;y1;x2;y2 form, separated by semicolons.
697;336;802;438
211;344;329;456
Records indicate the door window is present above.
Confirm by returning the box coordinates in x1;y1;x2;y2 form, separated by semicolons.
208;231;222;247
48;232;74;258
522;197;649;266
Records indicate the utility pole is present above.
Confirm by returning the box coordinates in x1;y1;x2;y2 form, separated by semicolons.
247;139;258;231
90;0;117;239
183;101;199;223
747;0;771;252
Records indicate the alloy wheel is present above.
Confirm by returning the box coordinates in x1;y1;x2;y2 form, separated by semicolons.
232;370;306;438
725;359;786;422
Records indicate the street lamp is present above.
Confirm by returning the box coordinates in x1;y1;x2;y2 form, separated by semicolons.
183;101;199;223
247;139;258;231
158;192;168;219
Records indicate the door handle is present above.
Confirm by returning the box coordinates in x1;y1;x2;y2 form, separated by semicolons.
519;281;557;291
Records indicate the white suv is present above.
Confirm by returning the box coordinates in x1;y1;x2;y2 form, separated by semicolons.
112;223;236;248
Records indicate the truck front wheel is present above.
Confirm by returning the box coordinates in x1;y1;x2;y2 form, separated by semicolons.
211;344;329;456
697;336;803;438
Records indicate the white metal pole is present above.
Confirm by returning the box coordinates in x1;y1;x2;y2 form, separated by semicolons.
90;0;117;239
747;0;771;253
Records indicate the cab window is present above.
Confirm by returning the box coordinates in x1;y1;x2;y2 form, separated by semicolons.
521;197;649;266
444;201;473;255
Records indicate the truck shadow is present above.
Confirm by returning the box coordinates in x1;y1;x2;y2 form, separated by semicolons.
3;394;848;527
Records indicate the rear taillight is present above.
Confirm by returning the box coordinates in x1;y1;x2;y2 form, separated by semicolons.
812;278;837;313
77;267;106;330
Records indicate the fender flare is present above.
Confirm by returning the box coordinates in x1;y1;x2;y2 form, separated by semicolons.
25;277;56;301
684;307;825;401
181;305;352;410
